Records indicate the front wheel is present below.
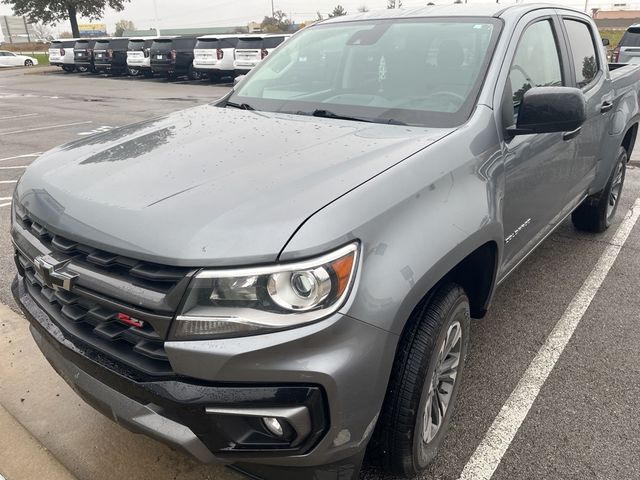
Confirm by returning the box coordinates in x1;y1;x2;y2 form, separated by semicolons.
24;59;33;67
572;146;627;233
128;67;140;76
372;283;470;476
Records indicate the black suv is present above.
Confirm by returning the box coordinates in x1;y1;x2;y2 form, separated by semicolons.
73;39;100;73
93;38;130;75
150;37;199;79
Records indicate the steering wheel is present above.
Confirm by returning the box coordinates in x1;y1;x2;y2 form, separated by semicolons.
511;65;533;85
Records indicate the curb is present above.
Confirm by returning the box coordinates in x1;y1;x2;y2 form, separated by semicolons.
0;404;76;480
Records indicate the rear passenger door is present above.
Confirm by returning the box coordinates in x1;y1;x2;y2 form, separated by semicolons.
498;13;578;274
559;14;612;202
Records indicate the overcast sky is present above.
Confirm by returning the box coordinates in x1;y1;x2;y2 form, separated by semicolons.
0;0;618;35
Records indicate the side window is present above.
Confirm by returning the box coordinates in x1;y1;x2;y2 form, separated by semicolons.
509;20;563;112
563;19;599;88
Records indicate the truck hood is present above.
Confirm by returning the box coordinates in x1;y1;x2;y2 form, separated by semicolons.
16;104;453;266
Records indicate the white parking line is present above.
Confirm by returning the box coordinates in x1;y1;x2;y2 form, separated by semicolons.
0;165;27;170
0;121;92;136
458;197;640;480
0;197;11;201
0;202;10;208
0;180;18;184
0;153;41;163
0;113;39;121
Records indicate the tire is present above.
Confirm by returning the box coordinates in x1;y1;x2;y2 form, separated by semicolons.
128;68;140;76
77;65;88;73
188;65;201;80
24;59;33;67
62;65;75;73
372;283;471;476
572;146;627;233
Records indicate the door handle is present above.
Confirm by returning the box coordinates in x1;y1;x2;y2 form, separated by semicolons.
563;127;581;141
601;101;614;113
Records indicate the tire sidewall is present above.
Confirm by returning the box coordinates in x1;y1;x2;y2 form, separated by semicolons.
604;148;627;228
412;295;471;470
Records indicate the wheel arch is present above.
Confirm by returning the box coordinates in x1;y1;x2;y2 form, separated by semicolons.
622;122;638;157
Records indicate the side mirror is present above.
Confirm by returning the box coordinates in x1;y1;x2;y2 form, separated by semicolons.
507;86;586;137
602;37;610;47
233;74;245;87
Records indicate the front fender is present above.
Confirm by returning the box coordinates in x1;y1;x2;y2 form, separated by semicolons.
280;107;504;335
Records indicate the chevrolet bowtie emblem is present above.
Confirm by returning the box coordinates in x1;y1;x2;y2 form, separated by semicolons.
32;255;77;292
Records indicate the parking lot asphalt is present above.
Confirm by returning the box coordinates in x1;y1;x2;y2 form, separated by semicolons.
1;68;640;480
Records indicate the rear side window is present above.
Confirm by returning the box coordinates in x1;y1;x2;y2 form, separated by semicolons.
563;19;599;88
509;20;563;110
74;41;89;49
95;41;110;50
62;40;76;48
620;27;640;46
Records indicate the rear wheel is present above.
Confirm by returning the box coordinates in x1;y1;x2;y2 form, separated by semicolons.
62;65;75;73
24;59;33;67
128;67;140;76
372;283;470;476
572;146;627;233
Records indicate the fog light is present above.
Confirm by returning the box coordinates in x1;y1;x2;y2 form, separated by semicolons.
263;417;284;437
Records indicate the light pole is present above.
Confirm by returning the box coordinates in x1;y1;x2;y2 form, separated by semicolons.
153;0;161;36
271;0;275;16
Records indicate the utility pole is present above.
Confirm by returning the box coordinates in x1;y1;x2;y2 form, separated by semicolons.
271;0;275;16
153;0;161;36
584;0;588;14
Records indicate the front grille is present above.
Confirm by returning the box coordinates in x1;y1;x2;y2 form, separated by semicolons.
14;210;196;378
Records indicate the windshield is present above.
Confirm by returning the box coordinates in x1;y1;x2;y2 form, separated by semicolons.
230;18;500;127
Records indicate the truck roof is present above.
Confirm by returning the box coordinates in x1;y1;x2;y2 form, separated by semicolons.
322;3;587;23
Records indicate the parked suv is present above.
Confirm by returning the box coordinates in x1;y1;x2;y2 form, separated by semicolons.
73;39;100;73
48;39;78;72
11;5;640;480
613;24;640;63
93;38;129;75
193;35;239;80
233;34;290;75
150;37;198;79
127;38;155;77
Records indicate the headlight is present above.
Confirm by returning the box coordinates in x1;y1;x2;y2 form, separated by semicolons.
170;242;359;340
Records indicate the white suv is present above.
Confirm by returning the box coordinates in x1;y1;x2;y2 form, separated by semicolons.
193;34;240;81
127;38;155;77
233;34;291;76
49;39;78;72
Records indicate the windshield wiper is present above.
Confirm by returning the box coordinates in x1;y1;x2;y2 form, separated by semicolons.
226;101;255;110
310;109;372;123
310;109;407;125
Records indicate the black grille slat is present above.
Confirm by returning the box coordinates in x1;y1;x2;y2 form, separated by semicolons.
86;250;119;266
86;307;116;322
51;235;78;253
54;289;78;306
133;340;168;360
94;322;127;341
61;304;87;322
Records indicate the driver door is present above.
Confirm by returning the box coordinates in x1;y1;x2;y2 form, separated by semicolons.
499;15;579;275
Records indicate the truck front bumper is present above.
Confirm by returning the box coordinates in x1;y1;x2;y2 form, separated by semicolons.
12;274;397;479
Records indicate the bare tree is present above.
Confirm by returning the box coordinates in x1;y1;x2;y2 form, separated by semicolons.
387;0;402;8
31;22;54;41
358;5;369;12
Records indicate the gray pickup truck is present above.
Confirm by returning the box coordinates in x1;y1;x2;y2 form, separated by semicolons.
10;4;640;480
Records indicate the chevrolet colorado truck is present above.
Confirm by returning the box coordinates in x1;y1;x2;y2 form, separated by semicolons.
10;5;640;480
